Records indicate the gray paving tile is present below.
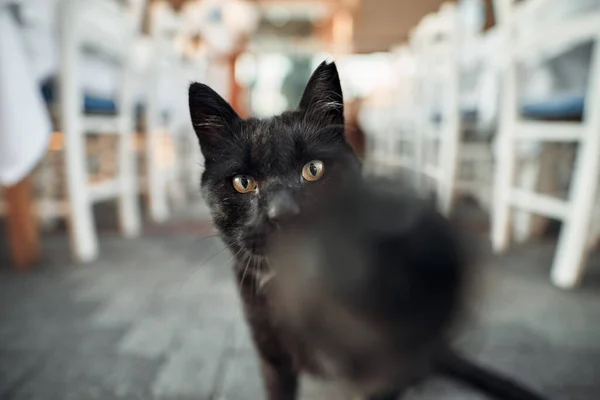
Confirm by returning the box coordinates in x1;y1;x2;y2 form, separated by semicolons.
232;320;255;351
90;292;149;327
0;350;45;399
12;349;161;400
217;350;264;400
118;315;181;359
0;230;599;399
152;320;234;399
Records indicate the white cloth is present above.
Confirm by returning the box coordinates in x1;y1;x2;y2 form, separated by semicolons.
0;0;149;185
0;4;52;185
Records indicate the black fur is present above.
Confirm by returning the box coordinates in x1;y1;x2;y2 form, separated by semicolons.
189;61;549;400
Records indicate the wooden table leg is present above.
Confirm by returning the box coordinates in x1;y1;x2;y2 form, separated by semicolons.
5;175;40;270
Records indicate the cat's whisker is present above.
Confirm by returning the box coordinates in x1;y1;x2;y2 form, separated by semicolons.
171;244;233;294
181;245;229;286
199;246;229;268
253;255;261;294
192;234;221;244
240;252;251;289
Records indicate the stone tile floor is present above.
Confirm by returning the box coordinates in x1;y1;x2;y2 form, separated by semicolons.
1;226;600;399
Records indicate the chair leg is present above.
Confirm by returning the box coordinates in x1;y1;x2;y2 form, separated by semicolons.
168;133;187;209
440;128;460;217
188;130;203;195
551;38;600;288
491;134;516;253
146;127;169;223
413;123;425;192
551;139;600;289
59;2;98;263
587;198;600;250
513;158;537;244
530;145;556;237
117;122;141;237
512;146;555;244
64;131;98;263
5;175;40;270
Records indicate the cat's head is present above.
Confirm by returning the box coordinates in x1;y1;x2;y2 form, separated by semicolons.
189;61;360;258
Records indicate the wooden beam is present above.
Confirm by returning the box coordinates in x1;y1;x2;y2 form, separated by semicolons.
4;175;40;270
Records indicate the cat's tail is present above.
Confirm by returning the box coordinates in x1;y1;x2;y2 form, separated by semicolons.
435;349;548;400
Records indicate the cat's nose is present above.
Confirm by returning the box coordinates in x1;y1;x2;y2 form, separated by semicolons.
267;191;300;222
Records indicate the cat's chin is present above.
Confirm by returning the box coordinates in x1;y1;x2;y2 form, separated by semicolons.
245;247;267;257
241;232;271;257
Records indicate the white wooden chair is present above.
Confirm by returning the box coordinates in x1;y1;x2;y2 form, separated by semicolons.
145;1;211;220
410;3;462;215
453;0;505;212
491;0;600;288
178;53;208;199
144;1;181;222
57;0;146;262
364;46;418;178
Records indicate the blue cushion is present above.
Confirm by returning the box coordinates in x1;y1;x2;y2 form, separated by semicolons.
521;94;585;120
82;96;117;113
41;79;117;114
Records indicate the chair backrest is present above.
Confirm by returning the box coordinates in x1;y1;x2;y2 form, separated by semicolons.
53;0;150;162
65;0;148;60
149;1;181;54
409;3;465;212
390;45;417;128
492;0;600;119
494;0;600;66
410;3;460;138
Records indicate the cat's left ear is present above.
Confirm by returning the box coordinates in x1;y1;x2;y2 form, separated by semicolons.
299;61;344;126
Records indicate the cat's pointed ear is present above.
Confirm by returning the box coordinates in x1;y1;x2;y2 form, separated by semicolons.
299;61;344;125
189;82;241;158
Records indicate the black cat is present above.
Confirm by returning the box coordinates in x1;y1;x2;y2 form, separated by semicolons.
189;61;548;400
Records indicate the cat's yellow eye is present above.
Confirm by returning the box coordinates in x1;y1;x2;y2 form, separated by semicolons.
233;175;257;193
302;160;324;182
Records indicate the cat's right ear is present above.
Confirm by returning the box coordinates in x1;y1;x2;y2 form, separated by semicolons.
298;61;344;126
189;83;241;157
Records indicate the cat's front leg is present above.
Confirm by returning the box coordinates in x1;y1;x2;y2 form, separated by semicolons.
247;311;299;400
237;271;299;400
261;359;298;400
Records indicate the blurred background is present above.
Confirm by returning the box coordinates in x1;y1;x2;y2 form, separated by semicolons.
1;0;600;399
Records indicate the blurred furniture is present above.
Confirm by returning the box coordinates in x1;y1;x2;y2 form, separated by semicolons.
145;0;182;222
410;0;501;214
55;0;146;262
178;49;209;198
364;45;417;176
410;3;461;215
491;0;600;288
363;2;495;212
345;98;367;159
452;0;503;211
